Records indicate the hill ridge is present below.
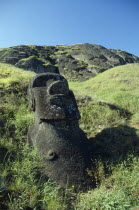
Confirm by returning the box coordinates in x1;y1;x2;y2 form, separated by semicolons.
0;43;139;81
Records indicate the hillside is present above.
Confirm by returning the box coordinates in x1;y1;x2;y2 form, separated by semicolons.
0;63;139;209
0;43;139;81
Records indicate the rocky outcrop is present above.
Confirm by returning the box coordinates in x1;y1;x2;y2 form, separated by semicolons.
27;73;94;190
15;56;59;74
0;44;139;81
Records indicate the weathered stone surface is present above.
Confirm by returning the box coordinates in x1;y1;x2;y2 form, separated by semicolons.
28;73;94;190
28;121;93;189
28;73;80;122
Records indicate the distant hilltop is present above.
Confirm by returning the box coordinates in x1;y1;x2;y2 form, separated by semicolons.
0;43;139;81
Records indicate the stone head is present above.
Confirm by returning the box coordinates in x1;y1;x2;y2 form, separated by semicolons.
28;73;80;122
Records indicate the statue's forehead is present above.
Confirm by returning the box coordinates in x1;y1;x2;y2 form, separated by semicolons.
31;73;67;88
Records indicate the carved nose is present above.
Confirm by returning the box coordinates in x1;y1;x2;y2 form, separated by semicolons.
48;81;69;95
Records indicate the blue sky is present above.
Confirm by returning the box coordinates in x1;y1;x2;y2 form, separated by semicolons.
0;0;139;56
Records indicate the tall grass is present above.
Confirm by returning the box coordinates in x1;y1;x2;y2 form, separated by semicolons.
0;63;139;209
76;156;139;210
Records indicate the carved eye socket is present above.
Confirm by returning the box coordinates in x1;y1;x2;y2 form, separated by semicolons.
47;150;57;161
48;81;69;95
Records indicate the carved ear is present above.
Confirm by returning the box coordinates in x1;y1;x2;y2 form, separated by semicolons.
27;84;35;111
47;150;58;161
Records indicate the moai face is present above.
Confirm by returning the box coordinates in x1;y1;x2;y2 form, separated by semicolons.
28;73;80;122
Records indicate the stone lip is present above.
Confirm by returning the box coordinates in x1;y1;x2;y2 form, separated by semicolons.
0;43;139;81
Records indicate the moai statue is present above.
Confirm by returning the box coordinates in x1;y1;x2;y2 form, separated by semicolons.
27;73;94;190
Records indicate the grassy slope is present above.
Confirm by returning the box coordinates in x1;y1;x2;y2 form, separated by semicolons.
70;63;139;127
0;63;35;88
70;64;139;96
69;63;139;98
0;63;139;209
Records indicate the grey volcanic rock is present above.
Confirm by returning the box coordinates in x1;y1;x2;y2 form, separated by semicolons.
27;73;94;190
15;56;59;73
0;44;139;81
28;73;80;122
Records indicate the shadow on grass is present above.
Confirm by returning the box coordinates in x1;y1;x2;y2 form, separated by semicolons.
89;125;139;161
97;101;132;120
89;125;139;162
77;97;133;120
88;125;139;179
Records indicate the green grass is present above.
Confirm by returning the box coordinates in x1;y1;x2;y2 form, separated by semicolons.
70;63;139;127
88;64;101;69
0;63;139;209
0;63;35;89
69;63;139;101
76;156;139;210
